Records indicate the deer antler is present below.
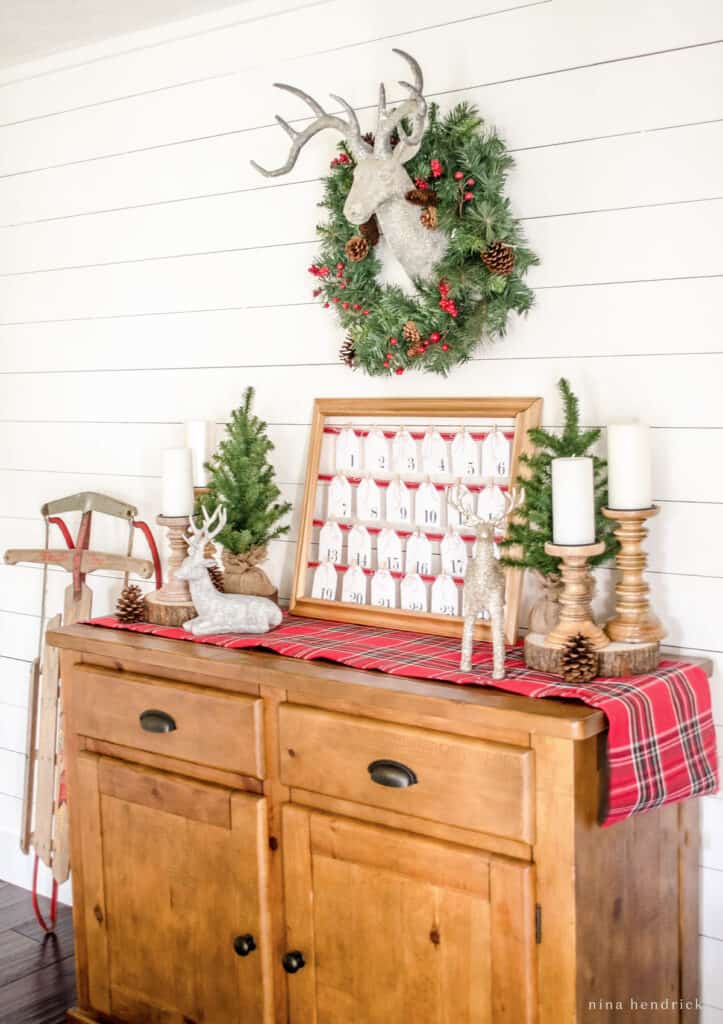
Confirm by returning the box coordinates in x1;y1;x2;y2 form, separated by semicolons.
250;84;371;177
375;49;427;161
187;504;227;552
491;488;525;529
448;484;480;529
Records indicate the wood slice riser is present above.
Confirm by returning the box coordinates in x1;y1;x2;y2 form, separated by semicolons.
144;592;196;627
524;633;661;677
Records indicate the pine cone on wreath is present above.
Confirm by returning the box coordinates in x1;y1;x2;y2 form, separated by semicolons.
561;633;599;684
405;188;438;207
339;336;356;367
207;563;225;592
481;241;516;276
362;130;399;149
420;206;438;230
359;215;380;247
116;583;146;623
402;320;422;346
345;235;369;262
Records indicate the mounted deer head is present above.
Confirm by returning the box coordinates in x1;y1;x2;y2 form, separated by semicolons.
251;50;448;283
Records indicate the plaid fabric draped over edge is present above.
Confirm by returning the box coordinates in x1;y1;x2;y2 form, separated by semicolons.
89;614;718;826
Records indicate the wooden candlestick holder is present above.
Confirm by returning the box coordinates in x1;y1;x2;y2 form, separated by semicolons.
602;506;665;644
540;541;609;649
144;515;196;626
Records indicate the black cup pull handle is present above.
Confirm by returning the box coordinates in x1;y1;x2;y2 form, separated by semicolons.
139;709;177;734
282;951;306;974
233;934;256;957
367;759;418;788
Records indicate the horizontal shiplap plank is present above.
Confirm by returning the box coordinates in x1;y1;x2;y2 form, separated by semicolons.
703;937;723;1010
3;124;723;275
2;422;721;502
0;748;25;800
1;355;722;427
0;0;535;123
2;545;721;658
703;800;723;872
702;1003;723;1023
2;200;723;322
0;657;32;709
3;43;722;228
2;277;723;373
0;793;21;836
1;0;722;177
0;703;27;755
703;865;723;940
0;476;720;579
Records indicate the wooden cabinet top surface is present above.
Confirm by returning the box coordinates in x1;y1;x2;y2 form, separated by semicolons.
50;624;712;742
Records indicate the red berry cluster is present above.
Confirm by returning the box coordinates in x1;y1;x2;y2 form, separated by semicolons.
453;170;476;203
414;177;429;191
429;158;443;179
438;280;458;318
382;328;450;372
330;152;351;169
311;261;369;315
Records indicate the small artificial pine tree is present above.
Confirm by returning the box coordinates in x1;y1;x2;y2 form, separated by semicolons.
197;388;292;557
499;378;618;578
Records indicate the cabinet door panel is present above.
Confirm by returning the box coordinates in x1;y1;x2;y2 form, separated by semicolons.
283;806;535;1024
76;753;271;1024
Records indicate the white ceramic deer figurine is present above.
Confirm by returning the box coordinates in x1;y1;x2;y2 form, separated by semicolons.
176;505;282;636
448;486;524;679
251;49;447;282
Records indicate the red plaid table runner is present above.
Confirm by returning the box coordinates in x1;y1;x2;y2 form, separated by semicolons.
88;614;718;827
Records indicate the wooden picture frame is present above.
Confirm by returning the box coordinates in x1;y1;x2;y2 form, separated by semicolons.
290;397;542;644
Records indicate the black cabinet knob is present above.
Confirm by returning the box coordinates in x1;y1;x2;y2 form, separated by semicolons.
139;709;176;733
233;934;256;957
282;950;306;974
367;759;418;788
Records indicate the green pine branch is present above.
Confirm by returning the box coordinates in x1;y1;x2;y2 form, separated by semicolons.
499;378;618;577
196;387;292;555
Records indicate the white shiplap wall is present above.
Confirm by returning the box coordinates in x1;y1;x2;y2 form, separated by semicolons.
0;0;721;1009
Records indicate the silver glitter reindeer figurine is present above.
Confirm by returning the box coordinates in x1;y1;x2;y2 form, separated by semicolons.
448;486;524;678
251;49;448;282
176;505;282;636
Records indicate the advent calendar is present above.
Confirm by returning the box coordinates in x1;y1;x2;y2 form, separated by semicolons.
291;398;542;643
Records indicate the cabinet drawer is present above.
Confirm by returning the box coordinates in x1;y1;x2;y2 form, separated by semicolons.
279;704;533;843
73;665;264;778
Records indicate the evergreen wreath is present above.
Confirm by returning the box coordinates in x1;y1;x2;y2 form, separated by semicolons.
310;103;538;377
499;379;619;578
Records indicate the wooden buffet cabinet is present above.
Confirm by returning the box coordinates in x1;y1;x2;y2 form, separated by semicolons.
50;624;704;1024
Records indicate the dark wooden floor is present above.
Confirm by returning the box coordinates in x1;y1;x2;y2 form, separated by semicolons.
0;881;75;1024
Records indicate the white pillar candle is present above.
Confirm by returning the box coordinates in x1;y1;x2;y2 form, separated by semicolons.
185;420;213;487
161;448;194;516
551;457;596;545
606;421;652;510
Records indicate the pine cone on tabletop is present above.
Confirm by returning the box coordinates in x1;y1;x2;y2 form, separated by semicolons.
116;583;146;624
339;337;356;368
420;206;438;230
481;241;516;276
345;235;369;262
402;320;422;346
359;215;380;247
561;632;599;684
